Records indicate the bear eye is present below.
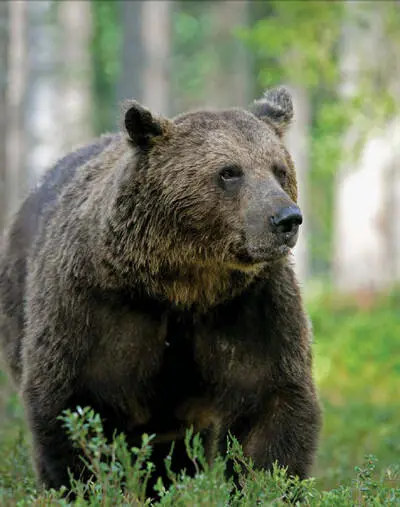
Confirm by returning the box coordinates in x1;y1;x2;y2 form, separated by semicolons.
219;165;243;183
274;165;288;186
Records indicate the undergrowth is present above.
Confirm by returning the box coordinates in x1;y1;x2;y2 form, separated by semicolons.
0;406;398;506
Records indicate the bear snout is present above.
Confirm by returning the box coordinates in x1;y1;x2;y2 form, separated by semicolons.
270;205;302;247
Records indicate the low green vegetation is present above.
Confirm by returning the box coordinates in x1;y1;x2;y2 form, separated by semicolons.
0;291;399;505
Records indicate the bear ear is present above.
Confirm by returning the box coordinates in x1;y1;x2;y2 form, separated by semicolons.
250;87;293;136
122;100;170;147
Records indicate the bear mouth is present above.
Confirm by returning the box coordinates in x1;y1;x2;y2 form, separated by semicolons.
235;244;291;266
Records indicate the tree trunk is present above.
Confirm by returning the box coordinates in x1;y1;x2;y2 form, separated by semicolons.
118;1;172;116
117;1;143;105
387;3;400;284
24;1;63;185
334;2;400;292
285;85;310;283
141;0;172;115
334;2;381;292
335;133;391;292
58;0;93;152
386;122;400;284
205;0;250;109
0;1;9;232
6;0;27;220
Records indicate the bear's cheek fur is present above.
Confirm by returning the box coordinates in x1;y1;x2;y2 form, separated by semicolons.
158;185;240;260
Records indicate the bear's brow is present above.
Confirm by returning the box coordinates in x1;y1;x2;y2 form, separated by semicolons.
174;110;267;142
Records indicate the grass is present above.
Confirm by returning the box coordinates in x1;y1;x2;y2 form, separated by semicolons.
0;289;399;505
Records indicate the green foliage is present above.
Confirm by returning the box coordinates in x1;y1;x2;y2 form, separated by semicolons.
172;1;252;113
309;290;400;493
57;406;155;505
240;1;343;89
0;431;37;504
172;6;216;110
1;407;398;505
91;0;121;134
310;290;400;402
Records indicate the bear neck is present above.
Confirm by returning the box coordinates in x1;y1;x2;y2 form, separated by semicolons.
143;261;264;309
96;245;270;309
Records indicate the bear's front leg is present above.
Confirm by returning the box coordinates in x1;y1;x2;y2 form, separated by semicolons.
226;384;322;481
22;382;89;491
21;284;97;491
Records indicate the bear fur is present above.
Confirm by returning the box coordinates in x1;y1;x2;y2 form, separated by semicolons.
0;87;321;494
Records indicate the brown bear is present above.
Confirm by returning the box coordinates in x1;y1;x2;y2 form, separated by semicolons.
0;87;321;495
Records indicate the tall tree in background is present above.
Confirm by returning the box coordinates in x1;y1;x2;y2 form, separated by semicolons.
58;0;93;151
24;1;62;185
141;1;172;115
117;1;142;107
171;0;252;114
334;1;400;292
118;1;172;116
25;1;93;186
6;0;27;220
0;1;8;232
285;86;311;283
204;0;250;109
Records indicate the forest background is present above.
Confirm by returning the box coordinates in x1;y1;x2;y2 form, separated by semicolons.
0;1;399;504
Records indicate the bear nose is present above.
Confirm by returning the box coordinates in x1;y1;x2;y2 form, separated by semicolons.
271;206;303;235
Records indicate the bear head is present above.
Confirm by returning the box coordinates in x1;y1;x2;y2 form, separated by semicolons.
104;88;300;306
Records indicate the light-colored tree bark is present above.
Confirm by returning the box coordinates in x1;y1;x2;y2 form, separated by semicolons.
205;0;250;109
334;2;383;292
58;0;93;151
6;0;27;220
334;1;400;292
141;1;172;116
24;1;63;185
386;4;400;284
384;121;400;284
25;0;93;187
285;86;311;284
0;1;9;232
335;131;393;291
117;1;143;105
118;1;172;116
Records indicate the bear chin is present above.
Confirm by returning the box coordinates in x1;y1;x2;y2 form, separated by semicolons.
234;246;292;268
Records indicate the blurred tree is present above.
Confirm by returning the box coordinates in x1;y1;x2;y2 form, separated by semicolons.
203;0;250;109
58;0;93;151
141;1;172;116
285;86;311;283
117;1;142;106
388;4;400;284
92;0;121;134
24;1;62;185
334;1;400;292
172;0;251;114
0;1;8;232
6;0;27;219
25;0;93;185
118;1;172;117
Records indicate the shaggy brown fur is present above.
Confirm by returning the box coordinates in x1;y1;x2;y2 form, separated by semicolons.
0;87;321;495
